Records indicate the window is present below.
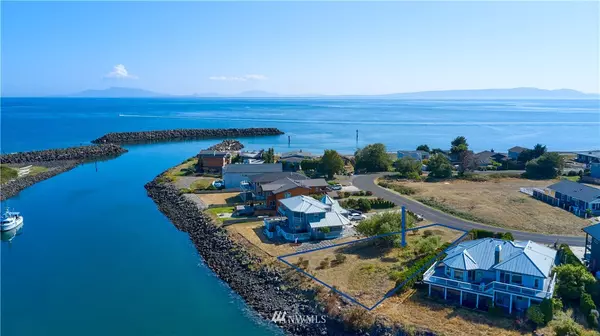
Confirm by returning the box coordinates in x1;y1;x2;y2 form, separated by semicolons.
512;274;523;285
284;192;291;198
454;270;464;280
445;267;451;276
534;279;540;288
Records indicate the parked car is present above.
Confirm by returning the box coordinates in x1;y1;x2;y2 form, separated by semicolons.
212;180;224;189
330;184;342;191
415;214;424;221
348;213;367;221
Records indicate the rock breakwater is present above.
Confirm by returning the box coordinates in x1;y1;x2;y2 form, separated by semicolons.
92;128;284;144
0;144;127;164
144;178;362;336
207;139;244;152
0;161;79;201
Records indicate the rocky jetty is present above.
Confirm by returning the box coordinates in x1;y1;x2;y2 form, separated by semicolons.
207;139;244;152
92;128;284;144
1;162;79;201
0;144;127;164
144;178;363;336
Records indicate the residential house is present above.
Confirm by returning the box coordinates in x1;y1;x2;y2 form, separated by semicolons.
263;195;350;242
222;163;283;189
397;150;431;161
508;146;528;161
253;177;329;210
239;150;264;164
423;238;557;314
583;223;600;273
532;180;600;217
196;150;232;174
473;151;508;168
576;151;600;166
592;163;600;179
279;150;317;171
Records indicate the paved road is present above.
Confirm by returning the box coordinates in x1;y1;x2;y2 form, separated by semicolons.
352;173;586;246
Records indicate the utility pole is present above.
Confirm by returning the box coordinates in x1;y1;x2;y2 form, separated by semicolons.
356;129;359;149
288;135;291;147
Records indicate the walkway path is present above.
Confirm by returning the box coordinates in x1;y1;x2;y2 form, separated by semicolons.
352;173;586;246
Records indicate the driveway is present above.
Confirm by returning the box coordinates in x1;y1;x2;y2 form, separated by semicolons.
352;173;585;246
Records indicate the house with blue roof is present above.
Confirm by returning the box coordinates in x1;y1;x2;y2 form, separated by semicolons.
263;195;350;242
423;238;558;314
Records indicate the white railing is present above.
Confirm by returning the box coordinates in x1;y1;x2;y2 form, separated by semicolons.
17;165;32;177
423;263;555;299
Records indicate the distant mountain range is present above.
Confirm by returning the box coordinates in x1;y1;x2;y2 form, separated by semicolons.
63;87;599;99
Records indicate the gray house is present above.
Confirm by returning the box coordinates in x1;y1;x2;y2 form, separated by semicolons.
508;146;528;160
583;223;600;273
222;163;283;189
424;238;557;314
577;151;600;165
533;180;600;217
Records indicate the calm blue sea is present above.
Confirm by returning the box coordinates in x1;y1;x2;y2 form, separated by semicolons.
1;98;599;336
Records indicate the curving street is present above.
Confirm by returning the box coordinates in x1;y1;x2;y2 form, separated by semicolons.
352;173;586;246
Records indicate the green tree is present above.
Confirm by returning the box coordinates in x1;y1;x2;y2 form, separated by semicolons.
532;144;547;158
300;158;320;171
526;305;545;326
320;149;345;179
450;136;469;154
395;157;422;179
518;144;548;163
263;148;275;163
355;143;392;172
554;263;596;301
356;212;413;245
525;152;565;179
356;198;372;212
458;150;477;174
430;148;444;155
416;144;430;152
427;153;453;178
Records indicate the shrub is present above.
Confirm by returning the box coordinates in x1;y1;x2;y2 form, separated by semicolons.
415;236;441;255
552;298;564;313
580;292;596;316
559;244;583;266
526;305;545;326
343;307;375;332
540;298;554;324
366;191;373;196
334;253;347;265
500;232;514;241
357;198;372;212
319;259;330;269
378;181;417;195
588;312;599;329
369;198;395;209
554;264;596;301
423;230;434;238
553;316;583;336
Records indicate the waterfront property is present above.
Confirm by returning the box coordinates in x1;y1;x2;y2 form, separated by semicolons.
583;223;600;273
397;150;430;161
240;172;329;211
196;150;232;174
423;238;557;314
263;195;350;242
508;146;528;160
532;179;600;217
278;150;317;171
576;151;600;165
222;163;283;189
239;150;264;164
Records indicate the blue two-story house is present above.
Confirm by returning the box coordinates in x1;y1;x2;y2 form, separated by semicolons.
263;195;350;242
423;238;557;314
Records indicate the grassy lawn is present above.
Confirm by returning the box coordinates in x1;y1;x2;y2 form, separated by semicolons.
380;178;589;236
164;157;197;181
189;177;216;190
562;175;581;182
284;226;463;308
206;206;234;216
1;165;18;184
198;192;242;206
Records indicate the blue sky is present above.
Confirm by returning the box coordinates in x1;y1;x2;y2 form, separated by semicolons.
1;1;598;96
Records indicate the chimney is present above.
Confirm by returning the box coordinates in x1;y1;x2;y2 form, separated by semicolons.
494;244;502;264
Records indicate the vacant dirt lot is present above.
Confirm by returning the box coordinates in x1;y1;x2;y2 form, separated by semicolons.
198;192;241;206
375;292;523;336
388;178;590;236
284;226;464;308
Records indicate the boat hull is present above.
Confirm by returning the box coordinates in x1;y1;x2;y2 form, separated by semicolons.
1;217;23;231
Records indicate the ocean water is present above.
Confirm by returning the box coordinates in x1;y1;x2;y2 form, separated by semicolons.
1;98;599;336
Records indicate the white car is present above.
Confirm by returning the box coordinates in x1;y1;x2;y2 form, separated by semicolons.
348;213;367;221
330;184;342;191
415;214;424;221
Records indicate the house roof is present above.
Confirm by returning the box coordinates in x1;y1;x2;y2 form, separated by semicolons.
474;151;495;165
281;150;315;158
249;172;307;183
309;211;351;228
239;150;263;159
222;163;282;174
584;223;600;239
279;195;330;214
577;151;600;160
198;150;230;157
279;156;306;163
547;180;600;203
397;150;428;156
508;146;528;153
298;179;329;188
443;238;557;278
261;178;303;193
321;195;349;215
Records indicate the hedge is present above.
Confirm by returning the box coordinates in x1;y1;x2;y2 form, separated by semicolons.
469;229;514;241
393;242;451;292
558;244;582;266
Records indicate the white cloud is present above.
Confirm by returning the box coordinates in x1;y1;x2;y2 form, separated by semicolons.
208;74;268;81
104;64;137;79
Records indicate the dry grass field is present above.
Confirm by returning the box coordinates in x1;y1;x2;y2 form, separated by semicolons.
384;178;590;236
198;192;241;206
283;226;464;308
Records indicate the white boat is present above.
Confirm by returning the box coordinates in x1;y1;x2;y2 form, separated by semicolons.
1;209;23;231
